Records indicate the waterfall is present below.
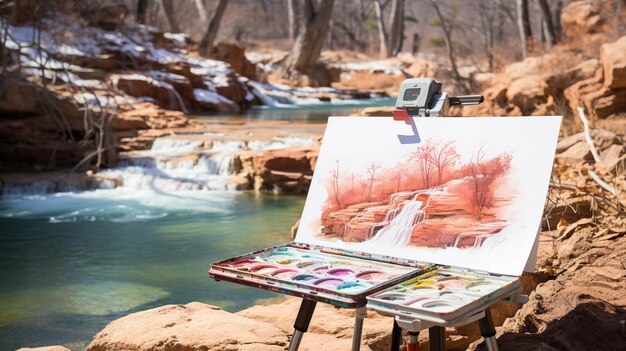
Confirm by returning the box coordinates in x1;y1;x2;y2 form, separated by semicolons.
149;138;204;154
366;200;426;248
196;154;233;176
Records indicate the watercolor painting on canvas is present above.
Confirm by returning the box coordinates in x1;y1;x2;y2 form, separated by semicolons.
295;116;561;276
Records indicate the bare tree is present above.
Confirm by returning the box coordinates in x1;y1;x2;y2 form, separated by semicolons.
136;0;150;24
477;0;496;70
199;0;229;56
392;167;406;192
516;0;532;58
553;0;563;42
11;0;38;24
411;33;420;55
366;162;380;201
287;0;300;40
466;148;512;220
373;0;388;57
387;0;404;56
329;160;342;207
429;0;469;93
537;0;556;49
410;140;436;189
432;140;459;185
160;0;180;33
283;0;335;73
194;0;207;22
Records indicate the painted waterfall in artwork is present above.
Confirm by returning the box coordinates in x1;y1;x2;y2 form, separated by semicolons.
295;116;561;276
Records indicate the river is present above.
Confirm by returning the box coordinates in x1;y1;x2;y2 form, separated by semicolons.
0;99;393;350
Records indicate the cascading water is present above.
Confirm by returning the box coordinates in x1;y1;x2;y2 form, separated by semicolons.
365;199;426;248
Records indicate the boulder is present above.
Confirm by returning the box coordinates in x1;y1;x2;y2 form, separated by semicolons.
111;74;188;112
406;58;439;79
560;0;606;36
601;36;626;89
17;347;71;351
469;224;626;351
87;302;288;351
0;80;42;115
248;147;318;194
505;75;550;115
211;42;259;80
110;114;149;131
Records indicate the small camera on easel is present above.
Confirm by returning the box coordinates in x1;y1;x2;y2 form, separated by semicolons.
392;78;484;120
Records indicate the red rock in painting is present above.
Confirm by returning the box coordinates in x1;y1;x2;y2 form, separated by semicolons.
319;139;513;249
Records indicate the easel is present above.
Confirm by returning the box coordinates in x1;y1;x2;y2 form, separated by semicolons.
381;78;528;351
385;294;530;351
288;299;367;351
286;78;487;351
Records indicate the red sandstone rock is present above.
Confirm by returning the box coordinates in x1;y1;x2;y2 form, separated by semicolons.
86;302;288;351
211;42;260;80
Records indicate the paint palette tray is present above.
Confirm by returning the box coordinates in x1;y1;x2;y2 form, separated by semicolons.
367;266;520;323
210;243;430;307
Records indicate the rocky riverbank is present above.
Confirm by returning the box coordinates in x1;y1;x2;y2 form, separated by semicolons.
0;8;404;189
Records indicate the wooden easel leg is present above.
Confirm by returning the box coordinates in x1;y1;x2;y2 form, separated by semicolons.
478;308;498;351
428;326;445;351
288;299;317;351
390;320;402;351
351;307;367;351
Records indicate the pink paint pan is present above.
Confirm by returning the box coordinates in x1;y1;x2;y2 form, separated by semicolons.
271;268;300;279
355;270;387;281
327;267;355;277
249;264;279;274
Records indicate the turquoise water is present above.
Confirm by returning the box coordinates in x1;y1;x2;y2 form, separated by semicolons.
196;97;395;123
0;191;304;350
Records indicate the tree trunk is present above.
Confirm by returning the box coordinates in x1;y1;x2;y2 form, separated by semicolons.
160;0;180;33
10;0;38;25
430;0;469;93
287;0;300;40
516;0;532;58
373;0;387;58
553;0;563;42
136;0;150;24
193;0;207;22
387;0;404;57
283;0;335;72
411;32;420;55
198;0;229;56
479;0;494;70
538;0;556;48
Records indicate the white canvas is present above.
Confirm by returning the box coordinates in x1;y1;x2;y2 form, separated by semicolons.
295;116;561;277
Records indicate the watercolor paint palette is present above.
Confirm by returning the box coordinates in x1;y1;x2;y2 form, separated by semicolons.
366;266;520;323
210;243;430;307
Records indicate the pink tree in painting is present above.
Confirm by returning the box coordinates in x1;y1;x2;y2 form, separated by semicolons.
329;160;342;207
358;180;369;202
366;162;380;201
392;166;407;192
410;140;436;189
467;147;512;219
432;140;459;185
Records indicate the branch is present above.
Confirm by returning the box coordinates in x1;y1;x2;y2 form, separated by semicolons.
576;106;602;164
588;169;624;204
